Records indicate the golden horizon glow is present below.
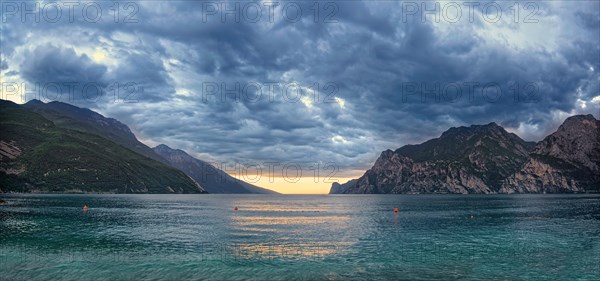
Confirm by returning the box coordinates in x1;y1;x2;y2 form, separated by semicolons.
228;175;359;194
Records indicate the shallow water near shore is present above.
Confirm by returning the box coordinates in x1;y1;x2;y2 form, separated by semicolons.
1;194;599;280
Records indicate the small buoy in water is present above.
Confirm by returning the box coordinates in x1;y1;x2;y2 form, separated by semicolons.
470;215;474;219
83;205;88;211
394;207;399;213
234;206;238;211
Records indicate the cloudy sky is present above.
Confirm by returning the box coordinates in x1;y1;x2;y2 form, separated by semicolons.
1;0;599;193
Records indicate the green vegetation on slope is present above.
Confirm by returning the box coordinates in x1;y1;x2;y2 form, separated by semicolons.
23;100;165;162
0;101;205;193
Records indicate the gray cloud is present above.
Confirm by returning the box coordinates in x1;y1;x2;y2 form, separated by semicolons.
20;44;107;84
1;0;599;174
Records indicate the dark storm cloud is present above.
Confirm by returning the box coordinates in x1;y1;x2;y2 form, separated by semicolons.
20;45;107;83
1;0;599;172
103;51;174;103
16;44;108;105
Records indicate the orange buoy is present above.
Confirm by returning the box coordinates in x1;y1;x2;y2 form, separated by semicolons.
394;207;399;213
234;207;238;211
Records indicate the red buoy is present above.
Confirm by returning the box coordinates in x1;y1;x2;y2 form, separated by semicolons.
234;207;238;211
393;207;399;213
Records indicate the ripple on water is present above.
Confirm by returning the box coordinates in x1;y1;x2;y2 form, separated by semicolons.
0;194;599;280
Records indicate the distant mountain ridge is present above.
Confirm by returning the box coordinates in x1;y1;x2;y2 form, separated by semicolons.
5;99;596;195
23;100;164;163
1;99;276;194
341;115;600;194
24;99;276;194
0;100;205;193
153;144;278;194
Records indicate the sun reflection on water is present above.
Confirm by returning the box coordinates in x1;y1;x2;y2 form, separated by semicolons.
224;201;357;259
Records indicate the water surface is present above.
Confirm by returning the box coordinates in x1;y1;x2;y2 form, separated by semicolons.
1;194;599;280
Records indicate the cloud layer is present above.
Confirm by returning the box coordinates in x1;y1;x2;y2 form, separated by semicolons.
1;0;599;176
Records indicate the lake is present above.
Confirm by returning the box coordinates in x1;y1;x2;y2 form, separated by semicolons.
1;194;599;280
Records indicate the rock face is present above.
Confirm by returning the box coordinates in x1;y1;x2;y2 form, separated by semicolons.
345;115;599;194
329;179;358;194
500;115;600;193
153;144;278;194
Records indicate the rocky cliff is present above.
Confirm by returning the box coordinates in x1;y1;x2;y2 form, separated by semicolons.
500;115;600;193
345;115;599;194
329;179;358;194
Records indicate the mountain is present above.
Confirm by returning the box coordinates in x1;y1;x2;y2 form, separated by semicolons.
329;179;357;194
153;144;278;194
0;100;205;194
344;116;599;194
23;99;274;194
345;122;534;194
23;100;164;163
500;115;600;193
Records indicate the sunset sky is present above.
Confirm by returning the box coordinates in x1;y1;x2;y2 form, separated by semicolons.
1;1;599;193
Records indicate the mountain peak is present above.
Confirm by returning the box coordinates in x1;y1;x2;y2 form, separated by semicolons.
553;114;599;136
153;144;188;157
347;114;599;194
154;144;172;150
532;114;600;172
561;114;598;128
396;120;525;162
24;99;102;121
441;121;504;138
566;114;596;121
24;99;44;105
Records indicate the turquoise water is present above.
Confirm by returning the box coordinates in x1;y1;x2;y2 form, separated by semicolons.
0;194;599;280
